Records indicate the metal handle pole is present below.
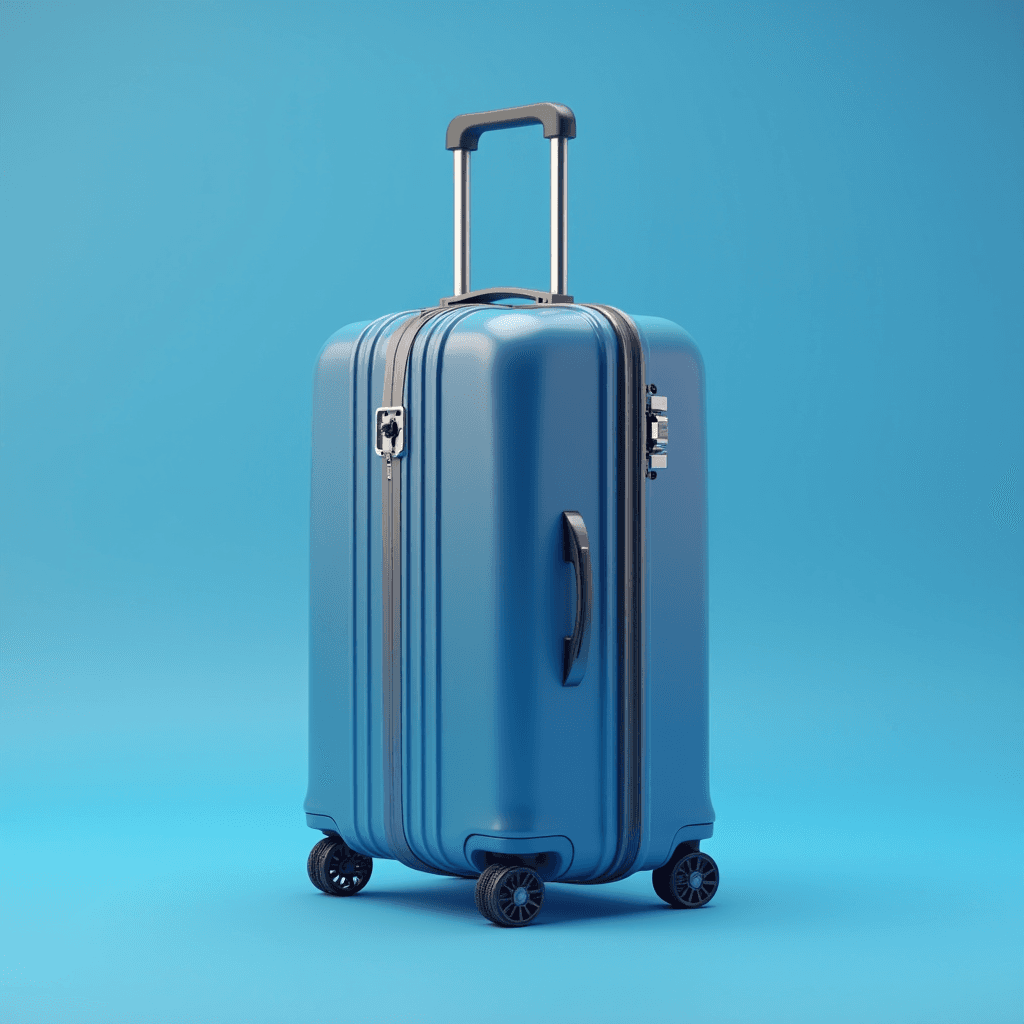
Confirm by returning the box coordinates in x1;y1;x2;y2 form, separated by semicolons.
454;149;471;296
550;137;568;297
452;130;568;299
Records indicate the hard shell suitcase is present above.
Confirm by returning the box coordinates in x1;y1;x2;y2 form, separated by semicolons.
304;103;717;925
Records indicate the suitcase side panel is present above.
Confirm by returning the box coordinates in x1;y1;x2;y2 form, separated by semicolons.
635;315;715;871
306;312;413;859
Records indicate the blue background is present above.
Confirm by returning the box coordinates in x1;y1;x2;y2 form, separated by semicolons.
2;2;1021;1021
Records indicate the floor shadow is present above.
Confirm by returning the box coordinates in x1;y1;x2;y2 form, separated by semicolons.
356;878;672;925
538;885;671;925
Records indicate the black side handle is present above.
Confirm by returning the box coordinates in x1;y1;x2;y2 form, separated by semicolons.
446;102;576;151
562;511;592;687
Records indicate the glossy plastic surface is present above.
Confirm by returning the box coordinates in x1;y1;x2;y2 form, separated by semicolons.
305;305;713;880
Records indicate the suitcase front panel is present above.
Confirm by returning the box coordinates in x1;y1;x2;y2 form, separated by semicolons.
406;306;624;879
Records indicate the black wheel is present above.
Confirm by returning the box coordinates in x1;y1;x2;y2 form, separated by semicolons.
473;863;504;919
652;849;719;909
475;864;545;927
307;837;335;893
307;836;373;896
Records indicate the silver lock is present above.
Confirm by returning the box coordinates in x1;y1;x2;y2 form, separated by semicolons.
646;392;668;473
375;406;405;458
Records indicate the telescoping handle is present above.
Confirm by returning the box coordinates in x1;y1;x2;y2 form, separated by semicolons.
445;102;576;303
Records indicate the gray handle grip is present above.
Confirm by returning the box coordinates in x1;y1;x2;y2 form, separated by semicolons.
445;103;576;152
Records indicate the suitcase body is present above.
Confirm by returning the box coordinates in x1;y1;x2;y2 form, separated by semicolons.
304;104;716;919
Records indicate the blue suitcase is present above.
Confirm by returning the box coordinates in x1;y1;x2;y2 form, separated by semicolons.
304;103;717;926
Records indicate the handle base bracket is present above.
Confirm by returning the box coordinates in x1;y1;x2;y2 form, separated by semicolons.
441;287;574;307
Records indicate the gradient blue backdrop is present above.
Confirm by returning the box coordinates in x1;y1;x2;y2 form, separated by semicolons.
2;3;1021;1022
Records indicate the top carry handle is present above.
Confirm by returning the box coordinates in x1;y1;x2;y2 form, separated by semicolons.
443;102;575;305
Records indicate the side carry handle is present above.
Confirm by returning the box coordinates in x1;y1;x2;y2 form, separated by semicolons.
562;511;592;687
445;102;575;303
